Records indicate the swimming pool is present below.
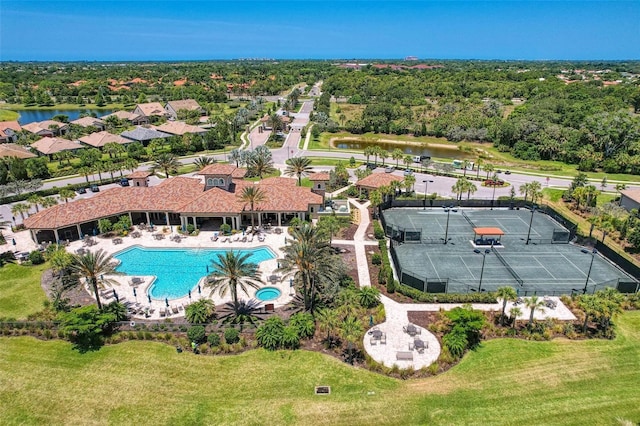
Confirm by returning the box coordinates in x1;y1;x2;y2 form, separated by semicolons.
114;246;276;300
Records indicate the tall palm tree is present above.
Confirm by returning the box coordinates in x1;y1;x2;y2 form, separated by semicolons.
78;166;92;184
247;152;275;179
68;249;121;310
205;251;262;312
152;153;180;178
525;296;546;327
509;306;522;329
27;194;44;213
229;149;242;167
41;197;58;209
267;113;283;133
496;286;518;324
285;156;313;186
278;223;342;313
340;316;363;365
238;186;267;231
124;158;139;174
391;148;404;168
59;188;76;204
194;156;216;170
11;203;31;221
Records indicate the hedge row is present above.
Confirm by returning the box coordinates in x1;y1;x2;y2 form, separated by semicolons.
395;283;498;303
0;177;122;205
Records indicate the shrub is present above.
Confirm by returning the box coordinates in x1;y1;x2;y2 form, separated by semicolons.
289;312;315;339
387;278;397;294
395;283;497;303
378;266;389;285
371;253;382;265
358;286;380;308
373;221;385;239
187;325;206;344
220;223;232;235
207;333;221;347
28;250;45;265
281;325;300;349
186;224;195;234
256;317;285;350
224;327;240;344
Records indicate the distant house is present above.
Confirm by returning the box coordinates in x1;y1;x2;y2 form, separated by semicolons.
620;189;640;211
165;99;205;120
79;131;132;148
31;136;84;158
22;120;69;137
120;126;171;146
0;121;22;143
70;116;105;131
355;172;403;193
0;143;37;159
101;110;148;126
154;121;208;136
308;172;331;199
133;102;169;120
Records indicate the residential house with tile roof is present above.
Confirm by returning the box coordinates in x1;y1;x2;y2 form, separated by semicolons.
154;121;207;136
24;167;322;244
0;143;37;159
120;126;171;146
133;102;169;120
31;137;84;157
0;121;22;143
22;120;69;137
165;99;205;119
308;172;331;198
70;116;106;131
101;110;148;126
79;131;131;148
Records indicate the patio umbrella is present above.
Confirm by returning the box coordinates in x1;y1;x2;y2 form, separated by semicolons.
197;285;201;294
147;294;152;304
133;287;137;298
289;278;293;288
12;239;16;246
93;228;97;236
165;297;169;307
112;289;117;298
369;315;374;327
188;289;192;299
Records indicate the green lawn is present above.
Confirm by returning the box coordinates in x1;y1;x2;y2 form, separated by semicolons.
0;262;49;319
0;109;19;121
1;312;639;425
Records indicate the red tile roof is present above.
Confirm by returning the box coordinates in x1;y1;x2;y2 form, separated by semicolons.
308;172;330;181
198;164;247;178
31;137;83;155
128;170;152;179
356;173;403;189
79;131;130;148
0;143;37;159
135;102;167;117
154;121;207;136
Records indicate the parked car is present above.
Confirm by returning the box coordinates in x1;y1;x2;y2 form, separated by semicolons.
119;178;130;187
505;170;512;175
366;163;377;170
90;184;100;193
385;166;394;173
404;169;414;176
76;187;87;194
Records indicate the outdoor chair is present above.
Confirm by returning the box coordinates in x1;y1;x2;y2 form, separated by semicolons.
172;306;179;314
211;234;219;242
370;337;377;345
241;236;247;242
159;309;166;317
380;333;386;345
396;351;414;361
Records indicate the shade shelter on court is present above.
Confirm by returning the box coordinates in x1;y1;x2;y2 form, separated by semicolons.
473;227;504;246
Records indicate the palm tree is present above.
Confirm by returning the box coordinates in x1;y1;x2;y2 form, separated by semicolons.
247;152;275;179
391;148;404;168
278;223;342;313
315;308;340;346
206;251;262;311
363;146;376;165
78;166;92;184
152;153;180;178
340;316;363;365
59;188;76;204
41;197;58;209
238;186;267;230
267;113;283;133
452;178;466;201
285;156;313;186
229;149;242;167
11;203;31;221
124;158;139;174
524;296;546;327
476;158;484;179
403;174;416;196
519;183;531;202
465;179;478;200
194;156;216;170
484;164;495;179
462;159;471;177
496;286;518;324
68;249;121;310
27;194;44;213
185;299;216;324
509;306;522;329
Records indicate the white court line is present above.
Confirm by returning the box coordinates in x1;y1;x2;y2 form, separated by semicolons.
459;256;476;280
532;256;558;279
425;253;441;280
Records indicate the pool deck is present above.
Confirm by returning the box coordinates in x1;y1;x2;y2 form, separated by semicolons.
67;227;293;320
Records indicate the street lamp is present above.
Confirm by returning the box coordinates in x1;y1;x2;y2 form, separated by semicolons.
525;205;537;245
581;248;598;294
442;205;457;244
490;181;498;210
422;179;434;210
473;248;491;292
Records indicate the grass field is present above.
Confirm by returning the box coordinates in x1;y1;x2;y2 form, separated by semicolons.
0;110;20;121
0;263;49;319
1;312;638;425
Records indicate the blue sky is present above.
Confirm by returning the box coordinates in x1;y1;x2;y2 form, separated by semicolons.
1;1;639;61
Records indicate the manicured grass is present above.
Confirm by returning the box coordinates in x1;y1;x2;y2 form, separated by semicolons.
0;109;19;121
1;312;639;424
0;262;49;319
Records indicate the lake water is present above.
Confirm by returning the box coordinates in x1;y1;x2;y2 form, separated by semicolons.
16;109;115;125
332;140;474;159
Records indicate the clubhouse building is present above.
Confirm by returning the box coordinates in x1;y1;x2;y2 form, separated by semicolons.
23;164;323;243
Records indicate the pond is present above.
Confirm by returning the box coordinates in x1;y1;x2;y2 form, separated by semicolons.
16;109;115;125
331;139;474;160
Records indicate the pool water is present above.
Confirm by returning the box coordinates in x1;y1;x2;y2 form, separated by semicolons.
114;246;276;300
255;287;282;301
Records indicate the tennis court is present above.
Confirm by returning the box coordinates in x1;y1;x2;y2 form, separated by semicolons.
383;207;636;294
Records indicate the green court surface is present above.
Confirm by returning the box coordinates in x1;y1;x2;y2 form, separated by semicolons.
383;208;636;294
